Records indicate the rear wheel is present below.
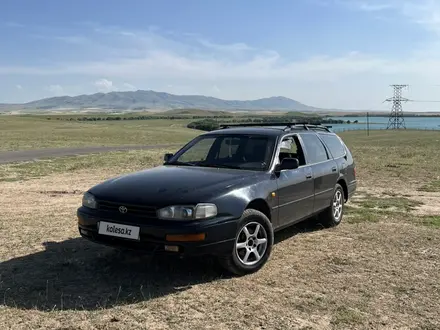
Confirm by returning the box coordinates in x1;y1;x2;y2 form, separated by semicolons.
317;183;344;228
218;209;274;276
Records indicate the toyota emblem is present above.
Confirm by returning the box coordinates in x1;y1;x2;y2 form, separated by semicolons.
119;206;128;214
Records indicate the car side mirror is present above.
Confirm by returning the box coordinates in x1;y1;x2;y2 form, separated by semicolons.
164;153;174;162
275;157;299;173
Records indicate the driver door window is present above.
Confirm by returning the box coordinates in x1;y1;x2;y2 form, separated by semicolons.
178;137;216;163
278;135;306;166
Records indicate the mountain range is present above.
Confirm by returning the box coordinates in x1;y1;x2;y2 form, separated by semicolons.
0;90;332;112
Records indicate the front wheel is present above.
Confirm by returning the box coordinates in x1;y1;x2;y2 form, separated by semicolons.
218;209;274;276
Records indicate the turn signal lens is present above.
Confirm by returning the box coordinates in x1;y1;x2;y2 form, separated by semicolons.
166;233;206;242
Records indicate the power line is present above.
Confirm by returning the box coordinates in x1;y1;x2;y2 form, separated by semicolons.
410;100;440;103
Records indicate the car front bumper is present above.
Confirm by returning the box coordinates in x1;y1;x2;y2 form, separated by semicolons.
77;207;238;257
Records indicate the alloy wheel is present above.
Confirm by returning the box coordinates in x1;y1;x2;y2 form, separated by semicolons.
235;222;268;266
333;190;343;222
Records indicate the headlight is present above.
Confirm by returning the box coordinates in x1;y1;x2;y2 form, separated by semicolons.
157;203;217;220
82;192;97;209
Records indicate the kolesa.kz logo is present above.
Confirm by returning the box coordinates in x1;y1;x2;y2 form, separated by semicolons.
106;224;132;235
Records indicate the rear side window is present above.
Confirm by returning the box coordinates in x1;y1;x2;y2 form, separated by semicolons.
300;134;329;164
319;134;346;159
344;143;353;163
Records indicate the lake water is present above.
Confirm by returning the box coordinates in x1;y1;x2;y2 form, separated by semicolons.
328;116;440;132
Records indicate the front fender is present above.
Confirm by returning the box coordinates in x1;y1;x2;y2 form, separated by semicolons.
209;178;278;219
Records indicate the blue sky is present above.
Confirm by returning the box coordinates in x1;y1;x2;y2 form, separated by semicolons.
1;0;440;110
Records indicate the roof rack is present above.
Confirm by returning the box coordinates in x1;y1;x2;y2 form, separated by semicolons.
218;122;333;132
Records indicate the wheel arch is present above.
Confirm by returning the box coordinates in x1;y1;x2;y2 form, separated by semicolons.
337;178;348;202
245;198;272;221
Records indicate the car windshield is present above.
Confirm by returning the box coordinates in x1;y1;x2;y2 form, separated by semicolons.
167;134;277;171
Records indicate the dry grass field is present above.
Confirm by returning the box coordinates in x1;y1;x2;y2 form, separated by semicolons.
0;116;199;151
1;129;440;329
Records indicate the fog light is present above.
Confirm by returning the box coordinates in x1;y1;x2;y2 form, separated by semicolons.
80;229;90;236
164;245;179;252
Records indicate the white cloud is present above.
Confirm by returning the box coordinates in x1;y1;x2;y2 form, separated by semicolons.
46;84;64;95
212;85;221;93
338;0;440;33
401;1;440;34
4;21;24;28
54;36;88;44
94;78;117;92
122;82;136;91
336;0;394;12
197;38;254;53
15;84;22;90
2;13;440;109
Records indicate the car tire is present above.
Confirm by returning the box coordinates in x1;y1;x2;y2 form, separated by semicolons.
218;209;274;276
317;183;345;228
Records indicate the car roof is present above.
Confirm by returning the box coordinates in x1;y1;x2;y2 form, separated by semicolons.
203;123;335;137
204;126;288;137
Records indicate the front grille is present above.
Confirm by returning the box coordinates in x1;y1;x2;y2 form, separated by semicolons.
97;200;157;218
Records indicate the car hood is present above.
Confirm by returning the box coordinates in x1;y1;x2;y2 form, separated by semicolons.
89;165;263;206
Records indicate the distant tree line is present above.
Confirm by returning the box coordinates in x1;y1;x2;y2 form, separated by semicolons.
45;114;355;128
47;115;235;121
187;117;348;132
187;119;220;131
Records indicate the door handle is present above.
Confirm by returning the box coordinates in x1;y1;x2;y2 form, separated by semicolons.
331;166;337;172
306;174;312;179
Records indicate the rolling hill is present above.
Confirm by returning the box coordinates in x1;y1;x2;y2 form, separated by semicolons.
0;90;328;112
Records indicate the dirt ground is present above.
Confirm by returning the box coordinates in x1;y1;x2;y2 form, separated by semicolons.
1;130;440;329
0;167;439;330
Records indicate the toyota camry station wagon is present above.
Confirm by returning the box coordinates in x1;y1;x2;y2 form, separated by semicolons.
77;122;357;275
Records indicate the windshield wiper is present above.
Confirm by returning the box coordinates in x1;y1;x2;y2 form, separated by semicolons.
165;161;197;166
198;163;242;170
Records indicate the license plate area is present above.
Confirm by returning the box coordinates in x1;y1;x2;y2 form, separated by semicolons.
98;221;140;240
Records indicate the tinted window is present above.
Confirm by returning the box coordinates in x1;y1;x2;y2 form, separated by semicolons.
218;137;241;159
243;137;271;160
171;134;276;171
300;134;329;164
178;137;216;163
320;134;346;159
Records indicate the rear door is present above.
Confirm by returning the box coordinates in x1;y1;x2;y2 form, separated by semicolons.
274;134;315;228
319;133;357;198
298;133;338;213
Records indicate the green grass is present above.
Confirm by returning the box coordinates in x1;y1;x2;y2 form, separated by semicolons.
418;180;440;192
421;216;440;228
344;206;383;224
340;130;440;185
0;115;199;151
330;306;365;326
0;112;349;151
352;196;423;212
0;112;324;151
0;149;169;182
346;197;440;229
